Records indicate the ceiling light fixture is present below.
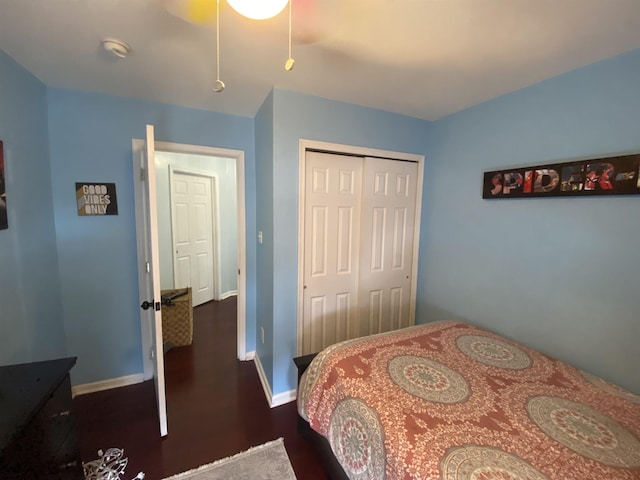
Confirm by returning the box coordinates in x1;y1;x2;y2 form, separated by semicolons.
162;0;294;93
227;0;288;20
102;38;131;58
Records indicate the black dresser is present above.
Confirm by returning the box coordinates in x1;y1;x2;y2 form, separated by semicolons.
0;357;83;479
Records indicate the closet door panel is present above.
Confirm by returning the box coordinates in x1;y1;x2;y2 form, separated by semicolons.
302;151;419;354
302;151;363;354
358;157;418;336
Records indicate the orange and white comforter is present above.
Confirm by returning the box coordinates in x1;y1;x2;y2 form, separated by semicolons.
297;321;640;479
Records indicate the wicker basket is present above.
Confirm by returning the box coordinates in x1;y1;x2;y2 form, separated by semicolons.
160;287;193;347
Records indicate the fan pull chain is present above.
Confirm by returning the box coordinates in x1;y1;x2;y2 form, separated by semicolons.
285;0;295;71
213;0;225;91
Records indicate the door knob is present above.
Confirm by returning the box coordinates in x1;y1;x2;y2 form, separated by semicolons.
141;300;160;311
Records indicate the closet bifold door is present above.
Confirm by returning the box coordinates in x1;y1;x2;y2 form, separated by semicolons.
301;151;419;355
302;151;363;355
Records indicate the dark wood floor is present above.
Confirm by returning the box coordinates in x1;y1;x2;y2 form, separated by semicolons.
73;297;329;479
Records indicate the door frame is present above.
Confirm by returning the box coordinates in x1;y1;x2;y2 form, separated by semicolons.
134;138;248;384
296;139;425;355
169;165;221;302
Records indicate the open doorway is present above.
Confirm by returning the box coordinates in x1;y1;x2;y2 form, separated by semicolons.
133;132;247;436
134;136;248;433
150;141;247;361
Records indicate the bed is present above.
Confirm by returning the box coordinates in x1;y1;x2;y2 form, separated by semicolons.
297;320;640;480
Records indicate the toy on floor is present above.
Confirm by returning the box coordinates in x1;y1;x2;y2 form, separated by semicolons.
83;448;144;480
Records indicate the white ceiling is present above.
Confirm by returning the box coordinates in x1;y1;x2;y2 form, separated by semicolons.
1;0;640;121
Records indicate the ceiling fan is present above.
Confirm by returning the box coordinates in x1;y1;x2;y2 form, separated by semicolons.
161;0;454;65
161;0;334;42
161;0;338;87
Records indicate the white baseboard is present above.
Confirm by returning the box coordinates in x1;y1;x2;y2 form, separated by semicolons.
253;353;273;406
272;389;297;407
253;353;296;408
72;373;144;397
220;290;238;300
71;356;296;409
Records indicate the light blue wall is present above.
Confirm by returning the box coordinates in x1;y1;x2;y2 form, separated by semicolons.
0;51;66;365
46;89;256;384
420;48;640;393
155;151;238;297
262;90;432;395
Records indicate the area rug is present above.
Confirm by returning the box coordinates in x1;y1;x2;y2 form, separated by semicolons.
162;438;297;479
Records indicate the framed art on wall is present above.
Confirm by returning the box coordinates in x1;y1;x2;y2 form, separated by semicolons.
483;153;640;199
75;182;119;216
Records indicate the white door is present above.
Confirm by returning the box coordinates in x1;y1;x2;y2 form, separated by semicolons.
302;152;363;354
171;171;215;306
301;151;420;354
132;125;168;437
358;157;418;337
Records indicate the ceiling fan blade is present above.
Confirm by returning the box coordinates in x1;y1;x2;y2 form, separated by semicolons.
291;0;339;44
162;0;217;24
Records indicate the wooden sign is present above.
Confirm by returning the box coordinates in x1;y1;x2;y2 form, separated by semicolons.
76;182;118;215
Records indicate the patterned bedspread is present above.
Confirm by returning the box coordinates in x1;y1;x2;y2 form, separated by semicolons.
297;321;640;480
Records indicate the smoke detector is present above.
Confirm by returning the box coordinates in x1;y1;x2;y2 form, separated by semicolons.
102;38;131;58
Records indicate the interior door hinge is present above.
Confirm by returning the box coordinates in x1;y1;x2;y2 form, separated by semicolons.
145;262;150;273
140;167;146;181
